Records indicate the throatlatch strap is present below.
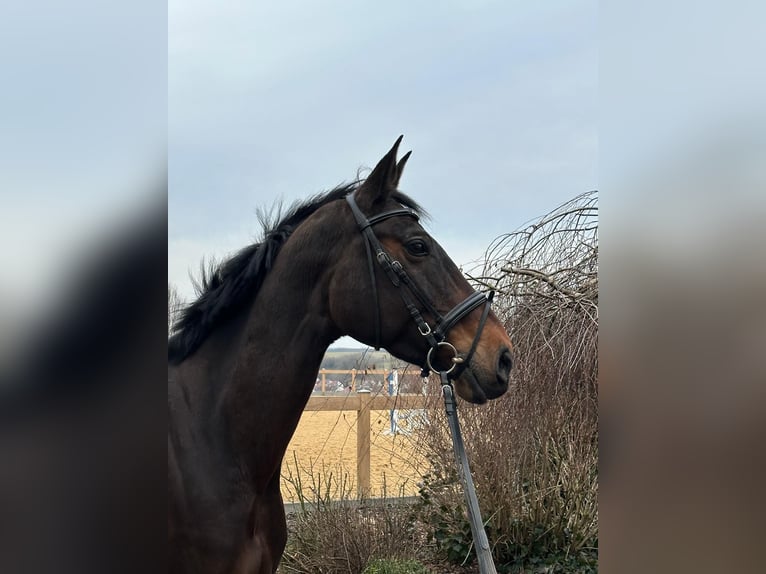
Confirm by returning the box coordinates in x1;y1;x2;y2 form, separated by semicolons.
363;231;381;349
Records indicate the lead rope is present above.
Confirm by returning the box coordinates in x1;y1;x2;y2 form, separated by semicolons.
441;373;498;574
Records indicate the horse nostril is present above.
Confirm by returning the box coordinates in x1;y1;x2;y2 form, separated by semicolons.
497;348;513;380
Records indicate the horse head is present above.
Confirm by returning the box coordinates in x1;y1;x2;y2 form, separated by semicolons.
328;137;513;404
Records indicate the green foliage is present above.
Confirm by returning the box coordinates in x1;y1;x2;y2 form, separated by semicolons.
416;465;474;566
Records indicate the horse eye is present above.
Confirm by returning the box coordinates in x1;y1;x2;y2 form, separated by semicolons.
405;239;429;257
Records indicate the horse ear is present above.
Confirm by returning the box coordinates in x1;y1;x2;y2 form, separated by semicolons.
356;136;404;208
393;150;412;188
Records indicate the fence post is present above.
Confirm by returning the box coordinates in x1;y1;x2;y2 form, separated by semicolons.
356;389;372;498
351;368;357;392
321;369;326;393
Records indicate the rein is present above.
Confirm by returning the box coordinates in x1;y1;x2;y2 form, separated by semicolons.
346;193;499;574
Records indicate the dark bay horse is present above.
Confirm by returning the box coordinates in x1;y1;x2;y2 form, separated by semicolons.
168;137;513;573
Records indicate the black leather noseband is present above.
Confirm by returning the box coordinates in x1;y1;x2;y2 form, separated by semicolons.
346;193;495;379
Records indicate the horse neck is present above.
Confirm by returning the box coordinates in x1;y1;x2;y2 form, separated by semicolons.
216;225;342;492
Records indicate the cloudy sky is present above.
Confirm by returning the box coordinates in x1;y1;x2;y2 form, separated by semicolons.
169;0;597;346
0;1;165;332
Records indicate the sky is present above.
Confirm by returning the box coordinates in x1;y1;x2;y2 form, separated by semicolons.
169;0;597;347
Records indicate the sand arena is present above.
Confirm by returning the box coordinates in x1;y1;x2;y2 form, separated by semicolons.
280;403;433;502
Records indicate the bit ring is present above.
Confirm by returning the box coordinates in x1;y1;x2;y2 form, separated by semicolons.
426;341;462;374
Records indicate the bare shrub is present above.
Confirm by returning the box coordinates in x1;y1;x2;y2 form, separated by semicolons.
279;454;429;574
414;191;598;571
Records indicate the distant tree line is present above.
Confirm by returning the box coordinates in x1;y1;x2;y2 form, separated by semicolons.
319;351;392;371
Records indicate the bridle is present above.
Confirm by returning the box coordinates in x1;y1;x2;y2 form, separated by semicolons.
346;193;495;379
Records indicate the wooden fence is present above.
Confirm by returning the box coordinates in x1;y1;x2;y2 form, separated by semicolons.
304;368;430;497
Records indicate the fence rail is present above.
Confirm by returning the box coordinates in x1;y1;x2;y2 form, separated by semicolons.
302;369;430;498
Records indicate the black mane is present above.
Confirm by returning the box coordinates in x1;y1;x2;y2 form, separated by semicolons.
168;183;424;364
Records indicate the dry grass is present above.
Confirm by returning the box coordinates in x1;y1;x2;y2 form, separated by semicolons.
279;455;430;574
